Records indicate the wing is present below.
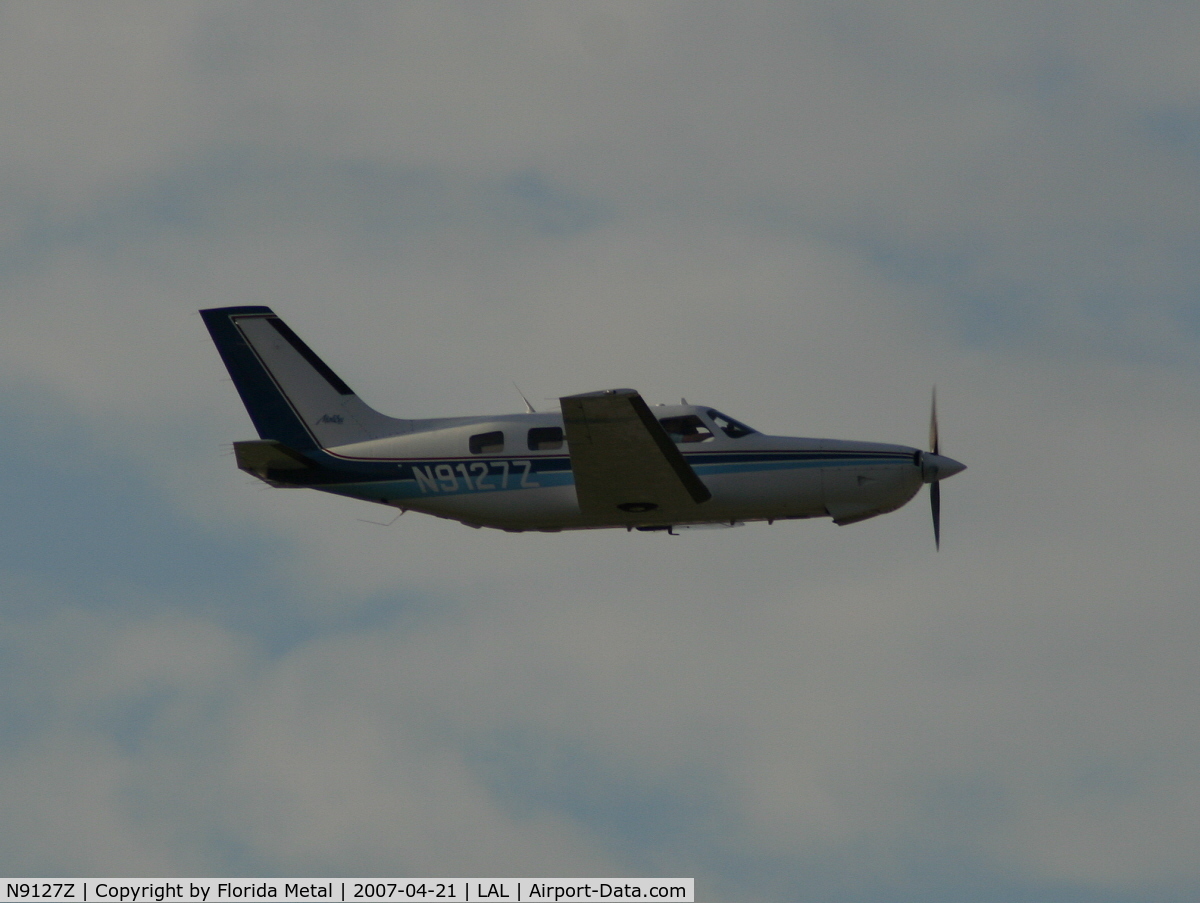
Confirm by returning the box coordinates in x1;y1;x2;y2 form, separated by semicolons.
560;389;711;516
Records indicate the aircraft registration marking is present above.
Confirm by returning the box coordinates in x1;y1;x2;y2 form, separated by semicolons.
411;460;538;494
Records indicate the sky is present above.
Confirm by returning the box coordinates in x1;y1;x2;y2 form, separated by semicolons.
1;2;1199;899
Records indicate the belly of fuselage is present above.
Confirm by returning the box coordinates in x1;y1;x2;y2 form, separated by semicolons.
315;443;922;531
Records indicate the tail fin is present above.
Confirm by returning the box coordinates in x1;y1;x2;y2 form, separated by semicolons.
201;306;409;449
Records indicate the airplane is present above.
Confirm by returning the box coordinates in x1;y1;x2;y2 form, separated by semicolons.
201;306;965;544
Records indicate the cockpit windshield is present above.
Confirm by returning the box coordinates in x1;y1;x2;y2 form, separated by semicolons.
706;409;757;439
658;415;713;443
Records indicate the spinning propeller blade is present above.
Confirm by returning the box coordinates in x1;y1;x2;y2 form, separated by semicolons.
930;388;940;548
931;479;941;550
929;386;939;456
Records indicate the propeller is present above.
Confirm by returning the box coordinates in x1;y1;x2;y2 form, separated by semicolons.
918;386;965;549
929;387;941;549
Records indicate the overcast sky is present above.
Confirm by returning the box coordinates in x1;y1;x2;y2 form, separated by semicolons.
2;2;1199;900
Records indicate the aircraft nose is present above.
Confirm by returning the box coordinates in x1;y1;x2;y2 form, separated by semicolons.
921;452;966;484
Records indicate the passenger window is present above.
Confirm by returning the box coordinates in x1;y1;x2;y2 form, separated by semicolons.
706;409;756;439
658;415;713;443
527;426;563;451
469;431;505;454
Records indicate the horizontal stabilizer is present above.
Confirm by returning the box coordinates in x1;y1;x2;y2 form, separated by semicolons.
234;439;317;486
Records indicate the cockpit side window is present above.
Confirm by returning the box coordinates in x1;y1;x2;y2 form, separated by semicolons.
527;426;563;451
706;409;756;439
469;430;505;454
658;415;713;443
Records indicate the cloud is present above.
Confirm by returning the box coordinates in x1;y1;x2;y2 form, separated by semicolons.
1;3;1199;900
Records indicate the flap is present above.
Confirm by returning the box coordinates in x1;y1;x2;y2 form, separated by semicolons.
560;389;711;516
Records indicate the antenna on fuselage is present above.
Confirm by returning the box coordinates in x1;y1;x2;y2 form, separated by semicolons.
513;383;537;414
357;509;405;527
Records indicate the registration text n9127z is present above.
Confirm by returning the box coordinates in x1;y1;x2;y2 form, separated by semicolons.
411;460;539;494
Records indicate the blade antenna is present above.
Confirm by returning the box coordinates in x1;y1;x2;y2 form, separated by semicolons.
514;382;537;414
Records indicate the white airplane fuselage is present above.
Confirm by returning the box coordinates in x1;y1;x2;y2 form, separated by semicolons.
268;406;933;532
202;306;965;535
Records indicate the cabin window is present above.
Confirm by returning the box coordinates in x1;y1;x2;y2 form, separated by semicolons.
527;426;563;451
469;431;505;454
706;409;756;439
658;415;713;443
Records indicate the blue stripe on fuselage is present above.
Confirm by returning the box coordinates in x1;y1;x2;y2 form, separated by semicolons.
687;449;911;478
281;448;913;501
282;452;574;500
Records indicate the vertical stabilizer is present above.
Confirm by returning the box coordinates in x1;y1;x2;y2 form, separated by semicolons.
201;306;410;449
